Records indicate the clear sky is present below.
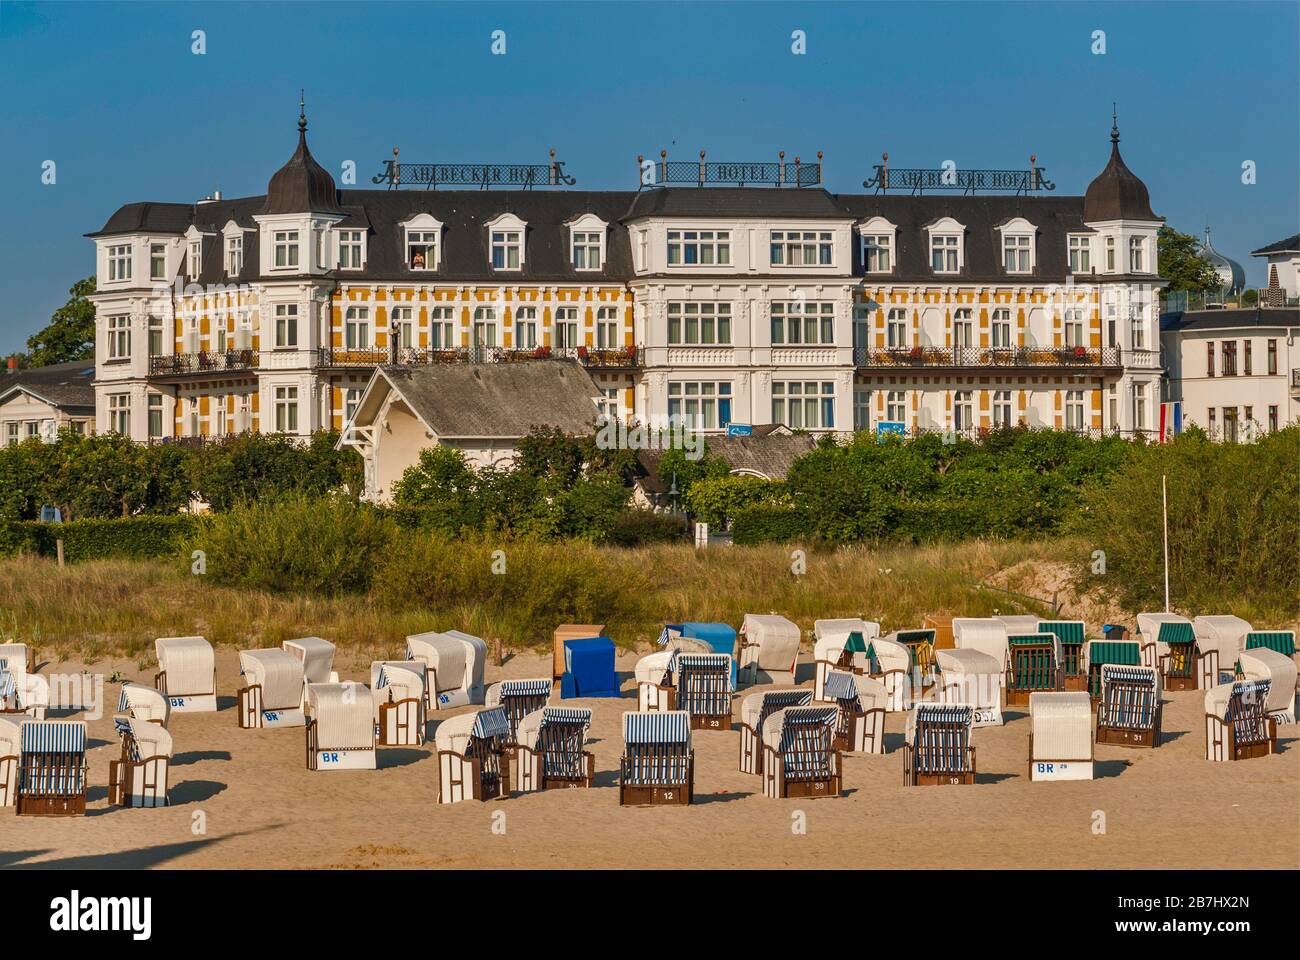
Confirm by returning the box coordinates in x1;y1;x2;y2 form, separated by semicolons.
1;0;1296;355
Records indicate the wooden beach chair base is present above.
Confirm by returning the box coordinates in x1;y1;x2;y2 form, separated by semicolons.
377;698;424;746
1062;674;1088;692
305;721;376;771
903;745;977;787
1205;714;1275;762
761;748;843;799
108;757;170;807
834;707;885;755
512;747;594;792
1095;714;1161;748
16;793;85;816
690;712;732;731
438;751;509;803
618;755;694;806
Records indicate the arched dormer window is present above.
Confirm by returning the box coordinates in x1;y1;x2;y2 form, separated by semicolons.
997;216;1037;274
925;216;965;274
399;213;443;271
859;216;897;274
486;212;527;271
567;212;607;271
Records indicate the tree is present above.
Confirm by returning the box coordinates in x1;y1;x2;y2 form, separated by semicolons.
26;276;97;366
1157;226;1221;295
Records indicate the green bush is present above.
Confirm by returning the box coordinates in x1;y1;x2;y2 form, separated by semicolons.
185;494;395;596
731;507;810;545
604;509;687;547
0;515;197;560
684;474;788;528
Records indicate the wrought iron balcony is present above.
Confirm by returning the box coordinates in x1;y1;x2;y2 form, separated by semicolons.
315;345;641;370
148;350;257;376
853;345;1121;370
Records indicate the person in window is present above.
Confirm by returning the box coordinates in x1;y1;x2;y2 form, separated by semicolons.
411;250;425;269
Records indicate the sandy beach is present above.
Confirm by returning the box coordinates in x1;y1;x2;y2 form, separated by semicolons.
4;647;1297;870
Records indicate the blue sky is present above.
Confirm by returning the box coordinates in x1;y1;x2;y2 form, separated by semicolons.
1;0;1296;355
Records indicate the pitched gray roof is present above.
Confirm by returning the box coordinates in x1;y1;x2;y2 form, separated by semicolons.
1161;307;1300;333
707;431;817;479
623;187;846;220
1250;233;1300;256
0;360;96;410
377;360;601;438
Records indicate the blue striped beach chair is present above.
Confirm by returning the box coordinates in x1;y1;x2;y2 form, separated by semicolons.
823;671;887;754
1095;665;1162;747
620;711;693;805
738;688;812;774
513;706;594;792
108;716;173;808
1204;679;1275;762
485;678;552;746
676;653;734;730
761;705;842;799
16;720;87;816
904;703;976;786
436;707;512;803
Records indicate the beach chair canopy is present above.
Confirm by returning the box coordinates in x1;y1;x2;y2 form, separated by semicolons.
952;618;1010;671
238;648;307;711
372;661;426;702
307;682;374;750
0;716;21;757
740;688;812;730
1136;613;1194;658
1245;631;1297;657
761;705;838;754
405;631;486;695
283;637;336;684
117;682;169;725
485;678;552;709
433;712;479;755
635;651;675;688
154;636;214;694
905;702;973;746
622;711;692;787
1038;621;1086;646
516;706;591;751
1237;648;1297;717
1086;639;1140;670
471;706;512;742
936;647;1002;677
815;618;881;647
624;710;691;747
1204;679;1270;722
123;717;173;760
1029;691;1091;760
870;637;912;674
21;719;85;756
676;652;734;688
995;615;1041;635
740;614;802;670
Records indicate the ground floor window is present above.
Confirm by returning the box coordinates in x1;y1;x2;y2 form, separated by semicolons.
1065;390;1085;430
667;381;731;430
773;381;835;430
147;394;163;438
992;390;1013;428
108;393;130;435
1268;405;1278;432
886;390;906;423
274;386;299;433
952;390;974;432
853;388;870;431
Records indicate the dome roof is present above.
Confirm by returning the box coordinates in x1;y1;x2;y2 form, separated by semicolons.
1083;117;1159;223
1202;227;1245;295
258;106;342;216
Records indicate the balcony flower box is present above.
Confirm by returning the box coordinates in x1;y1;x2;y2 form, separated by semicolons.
908;346;924;361
577;345;589;360
532;345;552;359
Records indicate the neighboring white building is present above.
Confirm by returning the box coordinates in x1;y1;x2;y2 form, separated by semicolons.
86;110;1171;445
1251;233;1300;306
0;360;96;445
1160;307;1300;439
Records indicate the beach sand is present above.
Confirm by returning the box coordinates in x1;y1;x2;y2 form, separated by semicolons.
4;648;1297;869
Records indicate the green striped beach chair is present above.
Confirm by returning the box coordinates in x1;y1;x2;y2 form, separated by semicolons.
1006;633;1063;705
1085;640;1141;702
1038;621;1087;690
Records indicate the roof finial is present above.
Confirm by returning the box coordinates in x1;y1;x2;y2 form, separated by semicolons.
1110;102;1119;144
298;89;307;134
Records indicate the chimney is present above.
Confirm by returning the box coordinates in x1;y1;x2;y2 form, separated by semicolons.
7;356;18;374
213;189;222;200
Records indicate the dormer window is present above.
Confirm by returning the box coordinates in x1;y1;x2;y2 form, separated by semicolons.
187;240;202;280
1003;235;1031;273
931;235;959;272
338;229;365;270
108;244;132;282
1068;235;1091;273
491;231;522;270
226;236;243;276
863;234;892;272
1129;236;1145;272
770;230;833;266
572;231;603;270
407;231;436;270
150;243;167;281
273;230;299;268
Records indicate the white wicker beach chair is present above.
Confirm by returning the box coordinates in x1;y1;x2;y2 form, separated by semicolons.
116;681;170;726
154;636;216;712
634;650;676;712
1204;680;1275;762
1192;616;1252;688
1237;648;1297;723
1135;612;1195;675
1095;664;1162;747
512;706;594;793
283;637;338;686
812;618;880;700
995;614;1041;635
760;705;843;799
935;648;1004;726
0;643;39;718
370;661;426;746
0;716;20;807
237;648;308;729
904;702;976;786
435;707;511;804
952;618;1010;683
619;711;693;806
109;716;173;807
1029;691;1093;781
485;678;552;745
16;719;87;816
405;630;487;710
870;636;914;711
823;670;887;754
737;614;802;687
737;687;813;774
305;682;376;771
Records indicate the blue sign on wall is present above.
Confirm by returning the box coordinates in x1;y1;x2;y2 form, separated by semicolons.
875;421;906;441
726;423;753;437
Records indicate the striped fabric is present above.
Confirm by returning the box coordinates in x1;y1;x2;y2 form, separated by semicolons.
471;707;511;742
19;721;86;796
759;689;813;730
1090;641;1141;667
1246;631;1296;657
624;710;689;744
1008;634;1058;691
1229;680;1271;742
501;679;552;698
676;653;733;717
1039;621;1085;645
1157;621;1196;647
1100;666;1158;729
822;671;858;702
535;707;591;779
776;706;837;778
622;711;691;786
21;721;85;754
0;672;14;699
113;716;133;736
912;704;973;774
656;625;674;646
116;687;132;712
309;683;375;751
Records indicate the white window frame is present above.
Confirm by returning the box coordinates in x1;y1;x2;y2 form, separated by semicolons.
486;214;527;271
595;306;619;349
273;385;299;433
107;315;131;360
886;308;908;348
1129;236;1146;272
666;229;731;267
1003;234;1032;273
108;244;133;282
929;233;961;273
274;303;299;348
770;230;834;267
429;305;456;350
667;302;733;345
568;214;607;272
344;306;370;350
953;308;974;347
991;308;1012;348
150;243;168;281
771;301;835;346
514;306;538;350
1065;389;1085;431
472;306;498;347
554;306;580;350
108;393;130;434
390;306;415;353
772;381;836;430
667;381;732;430
273;230;300;269
886;390;907;423
952;390;974;432
338;229;365;270
1068;235;1091;273
226;235;243;276
992;390;1013;428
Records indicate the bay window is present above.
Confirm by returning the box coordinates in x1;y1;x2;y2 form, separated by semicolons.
108;244;132;281
273;230;299;268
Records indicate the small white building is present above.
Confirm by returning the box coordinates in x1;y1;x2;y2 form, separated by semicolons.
1160;306;1300;439
341;359;603;503
0;360;96;445
1251;233;1300;306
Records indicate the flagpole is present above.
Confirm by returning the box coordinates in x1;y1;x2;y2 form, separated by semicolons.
1162;473;1170;612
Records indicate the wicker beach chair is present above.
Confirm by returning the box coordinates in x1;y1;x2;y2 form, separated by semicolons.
1147;618;1203;691
1084;639;1143;702
1006;633;1063;705
1037;620;1088;691
1204;680;1275;762
952;618;1010;684
904;703;976;786
305;682;376;771
0;716;20;807
485;678;552;746
737;688;813;774
890;628;939;692
0;643;41;718
1136;613;1193;674
283;637;338;685
513;706;594;792
812;618;880;700
1095;665;1162;747
109;716;172;807
237;648;308;729
675;652;734;730
634;650;677;712
1237;647;1297;723
435;707;511;804
761;705;843;799
15;720;87;816
935;648;1003;726
370;661;426;746
823;670;887;754
117;682;169;726
405;630;487;710
1029;691;1094;781
619;711;693;806
1192;616;1253;688
737;614;802;687
153;636;217;713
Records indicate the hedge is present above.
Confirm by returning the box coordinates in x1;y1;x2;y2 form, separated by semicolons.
0;515;199;562
731;507;810;545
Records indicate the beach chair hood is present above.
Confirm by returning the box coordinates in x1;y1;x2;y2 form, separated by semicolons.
406;631;486;694
516;706;591;751
485;678;552;709
936;648;1001;676
871;637;912;673
1238;648;1297;717
635;651;674;686
0;643;28;692
124;717;173;759
239;648;307;711
623;710;692;749
307;682;374;750
433;712;478;755
1029;692;1091;761
1191;616;1251;670
995;615;1041;635
1204;680;1270;720
283;637;336;684
740;688;812;730
117;682;169;726
741;614;802;670
952;618;1010;671
1136;613;1194;659
155;636;214;695
371;662;426;704
906;703;973;745
0;716;20;757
